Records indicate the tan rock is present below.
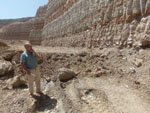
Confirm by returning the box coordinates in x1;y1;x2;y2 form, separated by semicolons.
0;60;13;76
8;76;27;89
58;68;76;82
2;51;16;61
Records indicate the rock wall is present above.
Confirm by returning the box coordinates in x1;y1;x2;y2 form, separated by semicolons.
42;0;150;48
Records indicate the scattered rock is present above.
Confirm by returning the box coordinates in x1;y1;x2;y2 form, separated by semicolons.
86;69;92;72
92;70;107;77
130;67;136;74
77;57;82;62
51;55;59;61
133;58;143;67
58;68;76;82
0;60;13;76
133;41;142;50
135;81;140;85
77;51;88;57
140;36;150;48
44;81;55;93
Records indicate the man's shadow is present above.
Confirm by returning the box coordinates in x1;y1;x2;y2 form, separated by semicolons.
32;93;57;111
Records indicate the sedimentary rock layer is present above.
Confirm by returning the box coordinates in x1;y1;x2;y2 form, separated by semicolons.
42;0;150;48
29;5;48;45
0;19;33;40
0;17;32;29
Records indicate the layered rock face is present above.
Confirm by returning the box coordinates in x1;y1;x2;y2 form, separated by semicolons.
0;18;34;40
42;0;150;48
0;18;32;29
0;5;47;44
29;5;47;45
0;20;33;40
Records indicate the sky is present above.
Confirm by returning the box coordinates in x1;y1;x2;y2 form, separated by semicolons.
0;0;48;19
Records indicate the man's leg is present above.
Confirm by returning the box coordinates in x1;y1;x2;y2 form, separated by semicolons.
35;66;41;93
27;75;34;95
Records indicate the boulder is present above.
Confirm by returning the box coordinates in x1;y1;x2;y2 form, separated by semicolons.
139;35;150;47
11;51;23;64
2;51;16;61
7;76;27;89
0;60;13;76
140;38;150;47
0;41;8;47
58;68;76;82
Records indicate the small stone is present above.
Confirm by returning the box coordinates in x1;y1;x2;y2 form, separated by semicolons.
129;67;136;74
93;70;107;77
133;58;143;67
135;81;140;85
86;69;92;72
77;57;82;62
77;51;88;57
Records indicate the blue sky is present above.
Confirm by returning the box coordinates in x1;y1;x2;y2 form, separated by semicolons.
0;0;48;19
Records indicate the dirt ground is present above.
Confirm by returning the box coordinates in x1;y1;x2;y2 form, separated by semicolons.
0;40;150;113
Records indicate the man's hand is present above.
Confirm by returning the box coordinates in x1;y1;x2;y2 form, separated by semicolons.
26;70;31;75
31;47;40;60
21;63;31;75
30;47;35;53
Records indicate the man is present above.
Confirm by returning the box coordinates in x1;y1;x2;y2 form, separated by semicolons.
20;42;41;96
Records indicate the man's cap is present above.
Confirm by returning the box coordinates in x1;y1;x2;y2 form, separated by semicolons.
24;41;32;47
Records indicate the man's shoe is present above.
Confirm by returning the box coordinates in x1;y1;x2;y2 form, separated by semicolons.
36;91;43;95
29;92;34;97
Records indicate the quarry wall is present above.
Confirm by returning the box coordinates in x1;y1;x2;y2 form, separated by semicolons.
42;0;150;48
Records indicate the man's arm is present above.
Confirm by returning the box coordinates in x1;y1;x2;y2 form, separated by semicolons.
34;51;40;60
20;53;31;75
31;48;40;60
21;62;31;75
